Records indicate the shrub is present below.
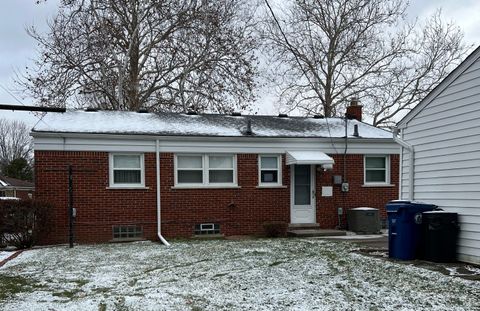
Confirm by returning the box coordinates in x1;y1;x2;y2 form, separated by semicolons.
262;221;288;238
0;199;52;249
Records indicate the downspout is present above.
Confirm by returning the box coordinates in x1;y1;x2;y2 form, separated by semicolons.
156;139;170;246
393;127;414;201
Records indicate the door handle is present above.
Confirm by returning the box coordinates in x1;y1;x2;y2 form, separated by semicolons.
312;190;316;199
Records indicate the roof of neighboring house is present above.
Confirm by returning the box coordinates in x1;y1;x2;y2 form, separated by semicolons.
0;175;34;189
32;110;392;139
397;45;480;127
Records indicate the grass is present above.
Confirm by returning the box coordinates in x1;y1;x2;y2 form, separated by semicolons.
0;274;42;301
0;239;479;310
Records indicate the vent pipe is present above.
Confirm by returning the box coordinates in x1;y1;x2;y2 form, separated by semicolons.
245;119;253;135
353;124;359;137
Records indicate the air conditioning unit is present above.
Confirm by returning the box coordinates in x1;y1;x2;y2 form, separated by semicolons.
347;207;381;234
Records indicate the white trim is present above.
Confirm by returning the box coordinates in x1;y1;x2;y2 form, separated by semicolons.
361;184;394;188
285;151;334;165
394;128;414;200
32;134;400;155
108;153;145;188
172;185;241;189
290;165;316;224
256;185;288;189
106;187;150;190
363;155;390;185
174;154;238;188
258;154;283;186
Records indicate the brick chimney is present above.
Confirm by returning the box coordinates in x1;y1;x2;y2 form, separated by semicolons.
345;98;363;122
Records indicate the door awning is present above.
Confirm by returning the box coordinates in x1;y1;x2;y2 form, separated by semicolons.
286;151;334;166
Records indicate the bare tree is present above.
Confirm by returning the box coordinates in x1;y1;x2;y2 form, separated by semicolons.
0;118;33;171
263;0;470;126
19;0;260;113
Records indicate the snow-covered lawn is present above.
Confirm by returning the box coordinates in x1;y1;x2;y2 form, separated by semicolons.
0;239;479;311
0;251;14;263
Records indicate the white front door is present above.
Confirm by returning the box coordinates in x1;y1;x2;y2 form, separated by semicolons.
291;165;316;223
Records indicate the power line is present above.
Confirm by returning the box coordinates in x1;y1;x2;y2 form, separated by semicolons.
0;84;63;132
0;104;66;113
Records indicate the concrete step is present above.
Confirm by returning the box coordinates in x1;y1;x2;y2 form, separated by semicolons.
288;223;320;230
287;229;347;237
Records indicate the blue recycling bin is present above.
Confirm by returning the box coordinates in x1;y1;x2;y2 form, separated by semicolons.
386;200;437;260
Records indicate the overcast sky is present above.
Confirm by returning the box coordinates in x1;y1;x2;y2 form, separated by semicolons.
1;0;480;126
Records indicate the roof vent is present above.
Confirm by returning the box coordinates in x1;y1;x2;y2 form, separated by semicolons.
137;108;149;113
278;113;288;118
245;119;253;136
85;107;98;112
313;114;324;119
187;111;197;115
353;124;359;137
231;112;242;116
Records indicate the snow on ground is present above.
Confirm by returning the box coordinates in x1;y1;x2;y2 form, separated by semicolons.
0;239;479;311
0;251;14;262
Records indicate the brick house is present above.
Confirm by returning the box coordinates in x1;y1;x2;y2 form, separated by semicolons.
32;103;400;244
0;174;34;200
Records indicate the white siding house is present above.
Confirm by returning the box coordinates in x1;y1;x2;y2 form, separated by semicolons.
397;46;480;264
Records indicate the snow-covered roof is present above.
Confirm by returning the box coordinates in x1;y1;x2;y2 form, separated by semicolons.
32;110;392;139
0;175;34;189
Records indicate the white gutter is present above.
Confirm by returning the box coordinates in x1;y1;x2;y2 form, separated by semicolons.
393;128;414;201
156;139;170;246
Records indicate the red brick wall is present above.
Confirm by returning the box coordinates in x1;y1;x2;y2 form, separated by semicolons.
35;151;158;244
317;154;399;228
35;151;399;244
160;153;290;237
14;190;34;200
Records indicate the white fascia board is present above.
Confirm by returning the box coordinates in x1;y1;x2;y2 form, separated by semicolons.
32;132;400;155
397;46;480;129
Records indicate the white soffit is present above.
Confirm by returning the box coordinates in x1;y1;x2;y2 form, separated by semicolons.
286;151;334;165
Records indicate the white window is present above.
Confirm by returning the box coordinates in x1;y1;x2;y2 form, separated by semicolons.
175;154;237;187
364;155;390;185
109;154;145;187
208;155;234;183
259;155;282;186
177;155;204;184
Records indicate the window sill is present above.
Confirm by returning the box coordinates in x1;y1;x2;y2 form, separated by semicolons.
106;186;150;190
171;185;241;190
192;234;225;239
362;184;394;188
256;185;287;189
110;238;145;243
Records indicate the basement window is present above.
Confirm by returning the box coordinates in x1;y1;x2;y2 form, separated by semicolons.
194;223;220;235
112;225;143;240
